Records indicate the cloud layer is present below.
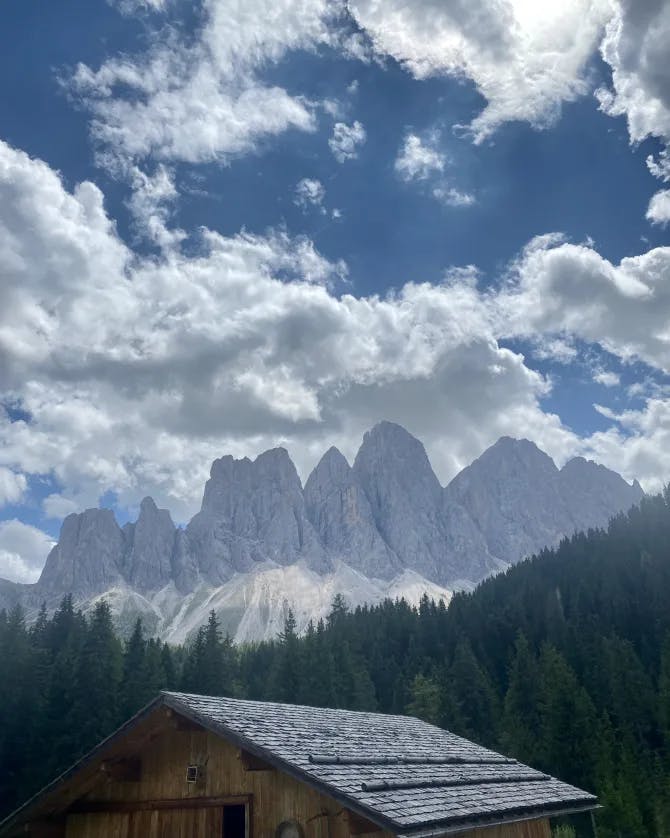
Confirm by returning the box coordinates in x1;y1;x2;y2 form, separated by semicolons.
1;138;668;544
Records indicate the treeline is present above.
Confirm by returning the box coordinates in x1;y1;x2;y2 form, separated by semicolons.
3;493;670;836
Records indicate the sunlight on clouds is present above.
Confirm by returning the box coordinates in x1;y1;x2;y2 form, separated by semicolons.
349;0;611;140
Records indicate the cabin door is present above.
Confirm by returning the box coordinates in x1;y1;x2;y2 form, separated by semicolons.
66;803;246;837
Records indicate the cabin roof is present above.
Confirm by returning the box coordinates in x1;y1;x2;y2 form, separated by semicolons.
0;691;598;837
162;692;596;835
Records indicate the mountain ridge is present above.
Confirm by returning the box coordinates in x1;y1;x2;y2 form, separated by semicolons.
0;423;644;642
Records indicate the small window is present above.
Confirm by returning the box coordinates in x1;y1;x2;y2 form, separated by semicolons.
223;803;247;838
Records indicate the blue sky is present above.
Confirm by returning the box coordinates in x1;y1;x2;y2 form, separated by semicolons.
0;0;669;582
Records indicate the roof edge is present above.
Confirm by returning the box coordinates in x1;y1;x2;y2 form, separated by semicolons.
396;802;601;837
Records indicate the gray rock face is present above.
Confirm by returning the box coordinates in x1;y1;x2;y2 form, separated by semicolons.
38;508;125;597
558;457;645;534
443;437;644;582
186;447;328;584
4;423;645;640
353;422;450;583
304;446;400;579
123;497;177;593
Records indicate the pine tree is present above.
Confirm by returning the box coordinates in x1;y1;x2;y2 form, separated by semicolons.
120;618;149;720
406;673;441;725
448;637;499;745
70;600;122;754
501;632;541;763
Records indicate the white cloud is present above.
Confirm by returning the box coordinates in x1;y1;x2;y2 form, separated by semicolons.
109;0;167;12
395;133;445;181
294;178;326;212
597;1;670;149
71;0;342;169
582;398;670;494
647;148;670;182
395;132;475;206
646;189;670;227
329;121;366;162
3;136;670;526
127;164;185;248
433;186;476;207
593;369;620;388
349;0;611;141
0;468;27;506
0;137;577;520
0;520;55;584
497;236;670;374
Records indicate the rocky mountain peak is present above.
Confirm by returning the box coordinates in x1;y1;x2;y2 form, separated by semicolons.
354;421;442;498
472;436;558;476
353;422;447;581
124;496;176;593
305;445;400;579
187;446;327;583
4;423;645;644
38;508;124;597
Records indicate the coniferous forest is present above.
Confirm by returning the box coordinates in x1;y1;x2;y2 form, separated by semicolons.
3;493;670;836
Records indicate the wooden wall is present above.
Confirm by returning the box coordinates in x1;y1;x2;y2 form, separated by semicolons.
22;713;551;838
63;721;378;838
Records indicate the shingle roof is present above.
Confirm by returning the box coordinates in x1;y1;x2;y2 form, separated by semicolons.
163;691;597;836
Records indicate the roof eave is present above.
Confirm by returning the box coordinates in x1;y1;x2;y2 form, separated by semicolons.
395;801;602;838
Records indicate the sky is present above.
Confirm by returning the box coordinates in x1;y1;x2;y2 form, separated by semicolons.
1;0;670;584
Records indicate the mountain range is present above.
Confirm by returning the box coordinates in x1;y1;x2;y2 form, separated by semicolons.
0;422;644;643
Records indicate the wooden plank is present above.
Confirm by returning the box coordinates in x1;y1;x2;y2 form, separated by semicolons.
239;749;274;772
100;759;142;783
347;810;384;836
70;795;249;814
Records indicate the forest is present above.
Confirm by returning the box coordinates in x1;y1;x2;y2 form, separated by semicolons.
3;491;670;836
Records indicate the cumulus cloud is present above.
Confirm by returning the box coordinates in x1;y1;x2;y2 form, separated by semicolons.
0;468;27;506
0;520;55;584
395;133;445;181
583;398;670;494
646;189;670;227
0;137;581;521
496;236;670;374
593;369;620;388
329;121;366;162
2;135;670;526
597;1;670;149
294;178;326;212
349;0;611;141
71;0;342;168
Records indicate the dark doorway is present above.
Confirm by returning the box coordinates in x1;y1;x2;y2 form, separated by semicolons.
223;804;247;838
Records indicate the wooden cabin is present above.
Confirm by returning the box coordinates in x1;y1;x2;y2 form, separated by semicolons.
0;692;597;838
